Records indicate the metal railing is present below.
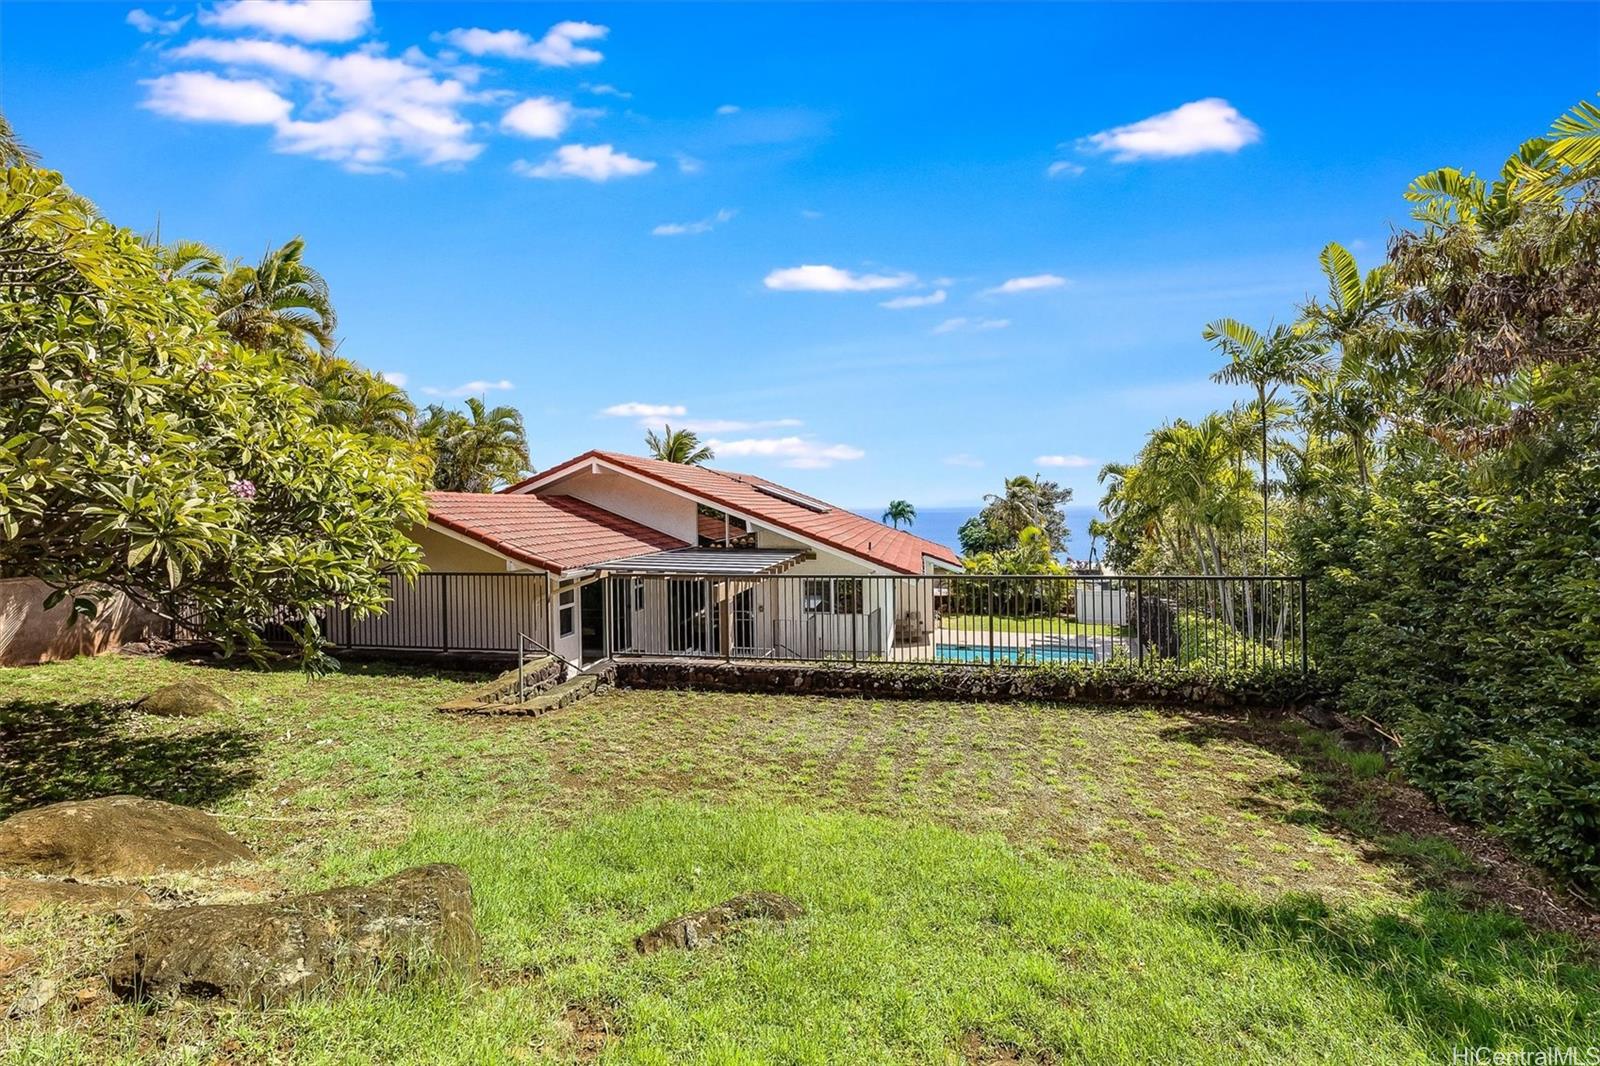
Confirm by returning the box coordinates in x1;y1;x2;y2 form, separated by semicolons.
243;571;1307;672
600;573;1307;671
243;572;553;654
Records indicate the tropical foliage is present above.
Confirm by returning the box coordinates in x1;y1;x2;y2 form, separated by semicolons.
1105;94;1600;888
882;499;916;529
958;474;1072;561
644;424;714;465
417;398;530;492
0;163;427;667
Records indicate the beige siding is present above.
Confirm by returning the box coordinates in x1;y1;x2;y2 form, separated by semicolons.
412;525;516;573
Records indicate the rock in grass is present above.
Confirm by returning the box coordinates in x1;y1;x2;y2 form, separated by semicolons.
134;682;231;717
106;864;479;1007
634;891;804;954
0;796;254;877
0;877;151;916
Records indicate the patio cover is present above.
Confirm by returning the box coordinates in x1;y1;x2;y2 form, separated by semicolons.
595;547;810;576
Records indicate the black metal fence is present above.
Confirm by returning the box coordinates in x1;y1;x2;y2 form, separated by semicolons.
241;571;1307;672
602;573;1306;671
248;572;552;653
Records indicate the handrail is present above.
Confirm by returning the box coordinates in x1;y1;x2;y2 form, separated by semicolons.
517;631;587;702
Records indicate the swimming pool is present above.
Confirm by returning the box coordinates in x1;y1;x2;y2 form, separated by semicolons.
934;642;1097;664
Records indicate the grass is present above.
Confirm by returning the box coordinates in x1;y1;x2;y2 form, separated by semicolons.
1;654;1596;1063
935;615;1124;637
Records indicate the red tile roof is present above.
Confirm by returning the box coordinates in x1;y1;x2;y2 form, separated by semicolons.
426;491;688;574
507;451;962;575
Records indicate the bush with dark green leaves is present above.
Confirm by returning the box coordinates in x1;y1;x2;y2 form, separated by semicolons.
1297;451;1600;889
0;166;427;666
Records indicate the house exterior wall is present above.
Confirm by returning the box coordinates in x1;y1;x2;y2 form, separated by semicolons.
540;469;699;545
347;526;553;653
412;526;518;573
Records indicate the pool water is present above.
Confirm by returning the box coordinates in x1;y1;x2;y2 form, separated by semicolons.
935;643;1097;664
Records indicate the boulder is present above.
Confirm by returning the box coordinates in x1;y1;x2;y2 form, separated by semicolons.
0;796;254;877
134;682;231;717
0;877;151;916
634;891;804;954
106;864;479;1007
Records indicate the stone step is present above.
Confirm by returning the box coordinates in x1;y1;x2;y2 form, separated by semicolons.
439;660;614;717
436;656;563;713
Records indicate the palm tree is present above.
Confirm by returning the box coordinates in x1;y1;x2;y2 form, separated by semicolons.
307;358;416;440
644;425;714;465
0;110;38;167
155;240;224;286
418;397;529;492
207;237;337;358
1086;517;1110;565
1202;318;1322;570
982;475;1071;550
882;500;916;529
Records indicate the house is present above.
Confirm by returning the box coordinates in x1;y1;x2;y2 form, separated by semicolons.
405;450;962;665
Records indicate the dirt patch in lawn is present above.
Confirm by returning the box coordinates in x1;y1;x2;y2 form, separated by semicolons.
1160;713;1600;945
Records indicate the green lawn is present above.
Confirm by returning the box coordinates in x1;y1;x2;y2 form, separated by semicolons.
1;655;1595;1063
935;614;1124;636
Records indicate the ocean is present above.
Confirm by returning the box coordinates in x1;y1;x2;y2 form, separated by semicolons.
855;505;1102;562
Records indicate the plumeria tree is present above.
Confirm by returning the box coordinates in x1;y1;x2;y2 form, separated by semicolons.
0;164;428;667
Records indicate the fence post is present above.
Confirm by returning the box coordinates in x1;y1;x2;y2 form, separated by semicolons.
987;578;996;666
1298;574;1308;674
851;583;859;665
602;575;613;661
1135;577;1144;666
440;573;450;653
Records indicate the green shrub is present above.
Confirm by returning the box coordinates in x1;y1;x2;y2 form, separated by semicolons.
1296;452;1600;889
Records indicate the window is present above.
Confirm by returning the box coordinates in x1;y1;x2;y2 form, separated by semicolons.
559;587;575;638
803;578;863;614
632;578;645;611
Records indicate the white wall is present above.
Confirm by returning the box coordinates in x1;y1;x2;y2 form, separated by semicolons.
541;468;699;544
1075;582;1129;625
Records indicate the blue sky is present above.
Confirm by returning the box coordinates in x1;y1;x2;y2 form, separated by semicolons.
5;1;1597;515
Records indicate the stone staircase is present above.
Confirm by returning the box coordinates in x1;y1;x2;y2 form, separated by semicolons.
437;656;614;717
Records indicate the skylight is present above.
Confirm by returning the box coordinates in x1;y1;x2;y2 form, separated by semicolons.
754;483;832;513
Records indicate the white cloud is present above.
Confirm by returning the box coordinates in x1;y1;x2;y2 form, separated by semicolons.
170;37;325;77
715;104;740;115
421;379;515;398
500;96;574;139
602;402;687;418
199;0;373;42
1079;98;1261;162
652;208;735;237
763;265;915;293
678;417;802;433
932;317;1010;334
707;436;865;469
380;371;408;387
1035;454;1095;468
127;8;190;34
984;274;1069;296
1047;160;1084;178
441;22;607;66
514;143;655;181
140;72;292;125
879;289;947;310
158;40;484;170
582;82;631;99
943;453;985;468
674;152;705;175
